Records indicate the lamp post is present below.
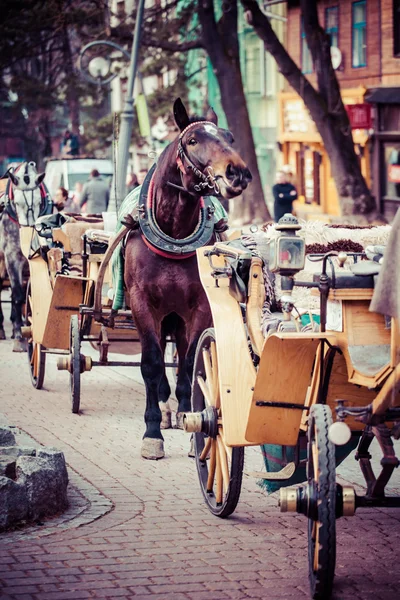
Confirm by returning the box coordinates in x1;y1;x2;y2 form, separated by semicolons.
78;0;146;211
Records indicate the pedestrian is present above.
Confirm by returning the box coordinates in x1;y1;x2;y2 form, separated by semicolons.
64;182;82;213
80;169;110;214
61;130;80;157
272;170;298;223
137;169;148;185
126;172;139;193
53;187;68;213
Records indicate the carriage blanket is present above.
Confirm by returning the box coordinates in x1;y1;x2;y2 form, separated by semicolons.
111;185;228;311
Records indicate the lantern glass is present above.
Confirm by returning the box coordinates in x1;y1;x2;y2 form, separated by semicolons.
270;236;305;273
88;56;110;79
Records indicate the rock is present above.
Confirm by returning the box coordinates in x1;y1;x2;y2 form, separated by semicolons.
16;451;69;521
0;446;37;479
0;476;28;530
0;426;16;447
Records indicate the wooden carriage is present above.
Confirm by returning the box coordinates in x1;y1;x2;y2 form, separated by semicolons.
183;223;400;600
19;217;153;413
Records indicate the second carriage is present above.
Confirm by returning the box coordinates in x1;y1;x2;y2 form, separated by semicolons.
183;216;400;599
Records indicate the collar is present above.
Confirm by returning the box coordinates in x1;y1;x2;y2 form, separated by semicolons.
138;164;216;260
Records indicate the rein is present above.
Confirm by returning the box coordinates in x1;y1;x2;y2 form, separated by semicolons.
138;164;217;260
168;121;221;196
4;178;52;225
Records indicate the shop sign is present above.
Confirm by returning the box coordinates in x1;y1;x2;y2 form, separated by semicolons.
388;164;400;183
283;100;316;134
345;104;372;129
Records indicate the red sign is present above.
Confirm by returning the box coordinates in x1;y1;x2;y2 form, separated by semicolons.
345;104;372;129
388;164;400;183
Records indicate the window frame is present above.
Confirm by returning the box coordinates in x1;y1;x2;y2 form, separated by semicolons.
325;6;339;48
352;0;367;68
301;19;313;74
394;0;400;57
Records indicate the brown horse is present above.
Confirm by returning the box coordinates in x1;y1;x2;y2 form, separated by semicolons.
123;98;252;459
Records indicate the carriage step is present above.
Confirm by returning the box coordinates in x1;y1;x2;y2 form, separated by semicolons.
247;462;296;481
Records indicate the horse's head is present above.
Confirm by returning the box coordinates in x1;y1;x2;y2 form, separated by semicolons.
173;98;252;199
7;161;46;226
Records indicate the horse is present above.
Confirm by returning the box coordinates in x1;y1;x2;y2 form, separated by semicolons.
0;161;46;351
123;98;252;459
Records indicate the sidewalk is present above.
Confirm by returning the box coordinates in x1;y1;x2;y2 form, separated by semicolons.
0;312;399;600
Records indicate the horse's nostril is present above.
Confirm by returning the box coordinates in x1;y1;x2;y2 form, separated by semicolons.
226;163;235;180
245;168;252;182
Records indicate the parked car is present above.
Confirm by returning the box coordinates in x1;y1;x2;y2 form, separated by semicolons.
44;157;113;198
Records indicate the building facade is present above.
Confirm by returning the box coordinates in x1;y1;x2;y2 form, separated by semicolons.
282;0;400;221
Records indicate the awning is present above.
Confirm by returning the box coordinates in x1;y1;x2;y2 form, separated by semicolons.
365;87;400;104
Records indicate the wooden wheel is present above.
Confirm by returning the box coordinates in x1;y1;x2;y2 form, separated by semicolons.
307;404;336;600
70;315;81;414
25;281;45;389
191;328;244;518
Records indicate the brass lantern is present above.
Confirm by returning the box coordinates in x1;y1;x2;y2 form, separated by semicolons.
269;214;305;275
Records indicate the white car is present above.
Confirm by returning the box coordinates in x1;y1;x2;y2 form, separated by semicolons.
44;157;113;197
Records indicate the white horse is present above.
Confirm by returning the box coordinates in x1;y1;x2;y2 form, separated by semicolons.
0;161;46;351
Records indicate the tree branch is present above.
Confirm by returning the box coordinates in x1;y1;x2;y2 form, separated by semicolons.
141;37;203;52
240;0;327;123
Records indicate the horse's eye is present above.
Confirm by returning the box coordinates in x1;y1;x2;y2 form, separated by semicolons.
188;138;197;146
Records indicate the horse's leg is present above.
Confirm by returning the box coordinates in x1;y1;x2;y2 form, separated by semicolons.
159;321;172;430
0;278;5;340
5;256;26;352
174;317;191;430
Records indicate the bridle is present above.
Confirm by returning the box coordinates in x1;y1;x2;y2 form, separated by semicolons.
3;166;51;226
168;121;221;196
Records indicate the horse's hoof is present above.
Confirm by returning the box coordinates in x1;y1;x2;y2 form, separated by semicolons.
141;438;165;460
0;328;5;341
12;339;26;353
160;402;172;429
175;412;185;429
188;434;195;458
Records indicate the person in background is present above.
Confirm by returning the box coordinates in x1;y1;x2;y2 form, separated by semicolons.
137;169;148;185
80;169;110;214
53;187;68;213
272;170;298;223
64;182;82;213
61;130;80;157
126;172;139;193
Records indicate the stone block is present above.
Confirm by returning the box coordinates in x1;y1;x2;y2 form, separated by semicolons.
0;426;16;446
16;452;69;521
0;476;28;530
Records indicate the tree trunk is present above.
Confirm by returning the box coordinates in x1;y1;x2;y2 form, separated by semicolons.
199;0;270;224
241;0;380;221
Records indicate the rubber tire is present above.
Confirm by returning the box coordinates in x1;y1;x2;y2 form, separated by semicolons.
307;404;337;600
70;314;81;414
25;281;45;389
191;328;244;518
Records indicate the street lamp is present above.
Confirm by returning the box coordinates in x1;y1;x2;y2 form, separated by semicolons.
78;0;146;212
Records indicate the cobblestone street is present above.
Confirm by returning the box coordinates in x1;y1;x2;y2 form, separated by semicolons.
0;310;399;600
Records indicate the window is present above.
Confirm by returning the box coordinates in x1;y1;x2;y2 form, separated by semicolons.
394;0;400;56
325;6;338;48
244;34;262;94
301;20;313;74
352;1;367;67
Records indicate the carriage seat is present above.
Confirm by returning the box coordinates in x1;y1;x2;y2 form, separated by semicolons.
312;270;375;289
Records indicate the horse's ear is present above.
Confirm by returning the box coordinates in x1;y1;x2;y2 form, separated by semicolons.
35;172;46;186
206;106;218;126
8;171;19;186
173;98;190;132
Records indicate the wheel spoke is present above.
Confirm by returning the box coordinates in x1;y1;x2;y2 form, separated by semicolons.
217;436;230;493
199;436;212;462
215;453;223;504
313;523;320;572
210;341;220;409
197;375;213;407
202;348;215;406
206;439;217;492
